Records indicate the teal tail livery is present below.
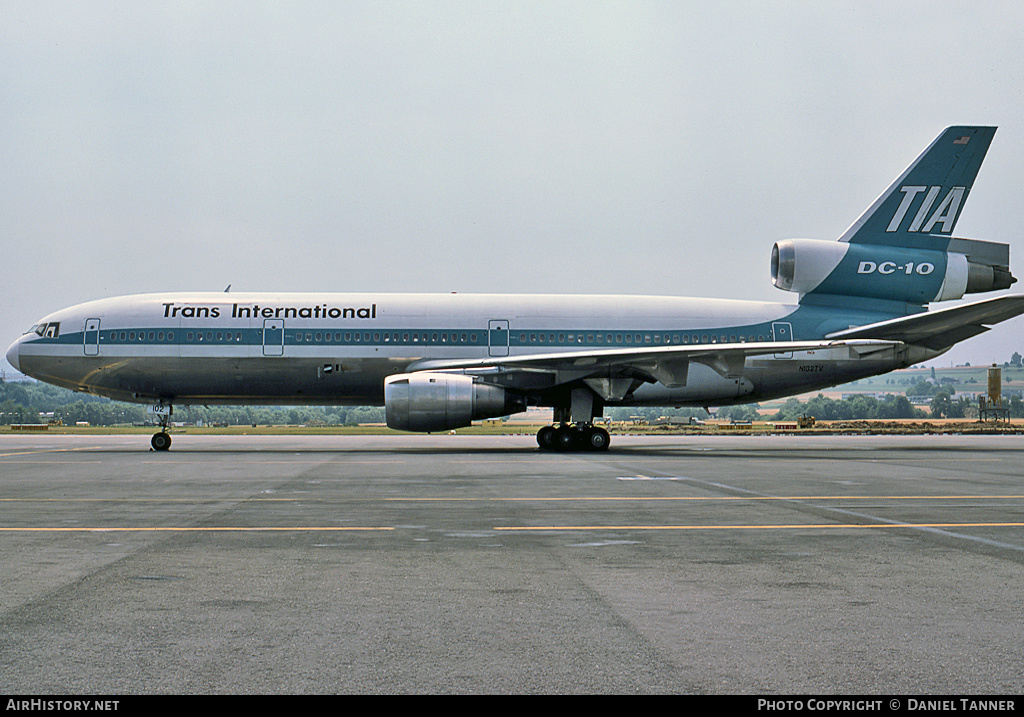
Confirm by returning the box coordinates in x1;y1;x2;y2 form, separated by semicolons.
7;126;1024;452
843;125;995;246
772;126;1015;306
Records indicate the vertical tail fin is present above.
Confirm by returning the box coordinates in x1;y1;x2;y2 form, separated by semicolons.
777;126;1014;307
838;126;996;249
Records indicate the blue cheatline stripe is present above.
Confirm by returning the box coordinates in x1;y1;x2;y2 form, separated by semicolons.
38;321;803;351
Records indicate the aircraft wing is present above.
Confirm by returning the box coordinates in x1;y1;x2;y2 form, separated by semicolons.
825;294;1024;351
405;338;902;398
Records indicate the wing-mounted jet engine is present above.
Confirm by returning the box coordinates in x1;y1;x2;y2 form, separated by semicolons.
384;372;527;432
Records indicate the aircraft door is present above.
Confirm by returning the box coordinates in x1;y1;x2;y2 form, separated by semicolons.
488;320;510;357
84;318;100;356
263;319;284;356
772;321;793;359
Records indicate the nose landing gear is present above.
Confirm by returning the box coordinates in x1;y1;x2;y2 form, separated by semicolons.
150;403;173;451
151;431;171;451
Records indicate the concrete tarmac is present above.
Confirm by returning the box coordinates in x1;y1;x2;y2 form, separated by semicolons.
1;432;1023;694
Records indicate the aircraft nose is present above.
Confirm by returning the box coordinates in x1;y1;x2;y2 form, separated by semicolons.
6;336;21;373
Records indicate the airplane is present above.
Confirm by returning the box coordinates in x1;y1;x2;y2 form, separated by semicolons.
7;126;1024;452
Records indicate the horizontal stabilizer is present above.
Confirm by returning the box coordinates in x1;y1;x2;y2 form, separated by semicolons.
826;294;1024;351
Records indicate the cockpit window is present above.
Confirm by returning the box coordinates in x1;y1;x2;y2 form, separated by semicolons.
31;322;60;338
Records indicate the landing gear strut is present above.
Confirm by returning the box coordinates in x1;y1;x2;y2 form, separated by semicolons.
150;403;173;451
537;423;610;452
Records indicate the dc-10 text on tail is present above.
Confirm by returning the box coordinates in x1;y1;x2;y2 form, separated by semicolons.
8;127;1023;451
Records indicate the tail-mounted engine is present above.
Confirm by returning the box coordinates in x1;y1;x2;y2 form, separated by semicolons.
771;238;1015;303
384;372;527;432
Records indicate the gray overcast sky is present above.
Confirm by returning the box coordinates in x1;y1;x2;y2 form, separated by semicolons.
3;1;1023;370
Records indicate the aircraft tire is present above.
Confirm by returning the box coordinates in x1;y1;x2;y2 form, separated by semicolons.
539;424;610;452
554;425;577;451
151;432;172;451
537;425;556;450
585;426;610;451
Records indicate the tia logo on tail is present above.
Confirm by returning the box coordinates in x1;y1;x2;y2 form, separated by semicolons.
886;185;965;234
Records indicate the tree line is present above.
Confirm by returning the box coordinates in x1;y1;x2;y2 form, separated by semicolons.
4;373;1024;427
608;389;1024;423
0;379;386;427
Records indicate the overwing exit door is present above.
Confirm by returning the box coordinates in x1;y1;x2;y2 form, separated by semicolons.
488;320;510;357
772;321;793;359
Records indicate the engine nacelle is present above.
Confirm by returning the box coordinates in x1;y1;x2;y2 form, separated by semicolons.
771;238;1014;303
384;372;527;432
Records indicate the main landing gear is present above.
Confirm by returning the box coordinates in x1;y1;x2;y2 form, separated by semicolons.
150;403;173;451
537;423;610;452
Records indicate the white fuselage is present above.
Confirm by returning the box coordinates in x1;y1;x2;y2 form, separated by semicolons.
7;291;930;410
